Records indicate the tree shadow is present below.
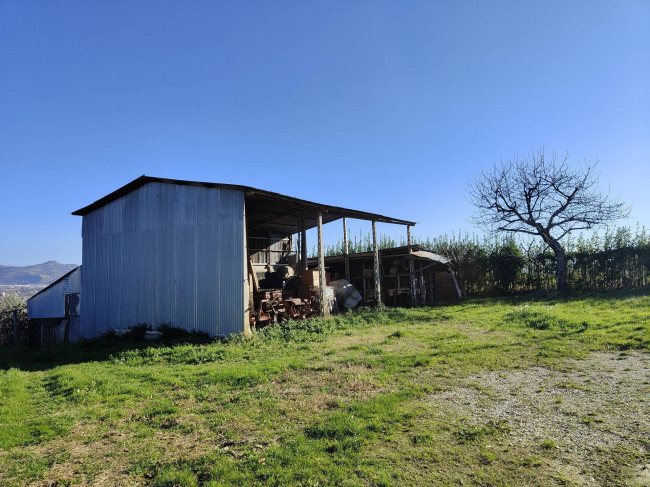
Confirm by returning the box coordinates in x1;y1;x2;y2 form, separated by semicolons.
468;286;649;307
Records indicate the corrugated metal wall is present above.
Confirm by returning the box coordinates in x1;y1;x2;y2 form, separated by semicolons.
27;267;81;319
80;182;245;338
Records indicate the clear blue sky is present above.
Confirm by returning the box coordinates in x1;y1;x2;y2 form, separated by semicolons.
1;1;648;266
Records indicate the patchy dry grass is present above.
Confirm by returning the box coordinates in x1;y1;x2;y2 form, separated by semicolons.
0;289;649;486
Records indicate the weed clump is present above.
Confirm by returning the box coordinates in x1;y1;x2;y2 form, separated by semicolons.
505;306;574;330
454;420;509;444
540;438;557;449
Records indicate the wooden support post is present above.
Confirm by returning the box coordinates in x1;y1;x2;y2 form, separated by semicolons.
407;225;416;307
301;214;308;271
343;217;351;282
317;212;329;318
372;221;382;304
418;260;426;305
287;234;293;261
248;258;259;292
297;231;302;267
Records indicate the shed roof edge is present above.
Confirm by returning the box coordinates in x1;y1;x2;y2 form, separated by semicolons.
71;175;416;226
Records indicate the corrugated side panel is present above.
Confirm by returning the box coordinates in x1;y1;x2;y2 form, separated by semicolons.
27;281;66;319
68;267;82;294
80;183;245;338
27;267;81;319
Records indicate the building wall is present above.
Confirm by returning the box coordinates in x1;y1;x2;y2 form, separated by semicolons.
80;182;246;338
27;267;81;319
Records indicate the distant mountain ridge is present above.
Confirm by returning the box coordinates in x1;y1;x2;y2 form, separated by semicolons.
0;261;79;286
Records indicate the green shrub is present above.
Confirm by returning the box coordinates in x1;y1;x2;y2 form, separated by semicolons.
157;323;210;343
0;296;28;348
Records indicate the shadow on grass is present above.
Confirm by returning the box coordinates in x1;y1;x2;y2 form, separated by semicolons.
463;286;650;307
1;307;435;371
0;336;196;372
1;288;646;372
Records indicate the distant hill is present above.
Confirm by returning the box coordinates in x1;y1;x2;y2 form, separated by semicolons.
0;261;79;286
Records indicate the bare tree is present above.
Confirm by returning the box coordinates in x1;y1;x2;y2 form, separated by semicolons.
468;151;630;292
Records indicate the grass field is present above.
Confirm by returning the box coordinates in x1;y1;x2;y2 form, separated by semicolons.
0;289;649;486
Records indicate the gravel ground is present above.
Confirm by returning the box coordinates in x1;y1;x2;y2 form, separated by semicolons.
429;352;650;486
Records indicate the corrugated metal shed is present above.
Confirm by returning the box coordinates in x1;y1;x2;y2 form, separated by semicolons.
74;176;415;339
79;182;245;338
27;266;81;319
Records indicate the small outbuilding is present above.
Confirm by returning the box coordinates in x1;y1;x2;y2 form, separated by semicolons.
27;266;81;344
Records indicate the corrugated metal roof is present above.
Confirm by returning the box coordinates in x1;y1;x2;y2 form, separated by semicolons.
410;250;451;264
71;175;416;227
308;245;452;265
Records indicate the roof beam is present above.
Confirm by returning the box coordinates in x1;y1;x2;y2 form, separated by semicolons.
247;208;302;231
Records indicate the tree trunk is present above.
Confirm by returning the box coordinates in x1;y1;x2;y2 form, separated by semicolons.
550;243;567;293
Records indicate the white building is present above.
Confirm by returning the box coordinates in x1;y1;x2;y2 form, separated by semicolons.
27;266;81;344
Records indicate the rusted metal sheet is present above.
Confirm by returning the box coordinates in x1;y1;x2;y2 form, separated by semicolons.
80;182;245;338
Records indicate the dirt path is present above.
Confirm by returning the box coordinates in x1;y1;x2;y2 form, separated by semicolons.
429;352;650;486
